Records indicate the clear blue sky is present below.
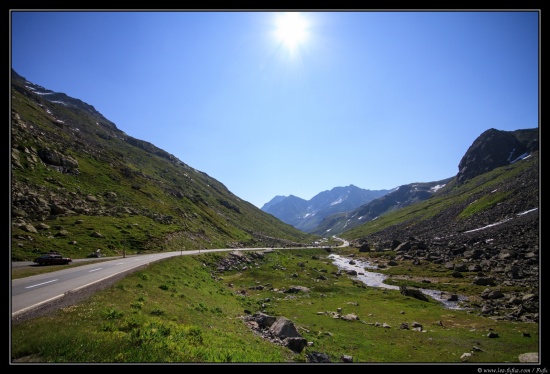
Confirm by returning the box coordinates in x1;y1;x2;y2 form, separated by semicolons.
10;10;539;208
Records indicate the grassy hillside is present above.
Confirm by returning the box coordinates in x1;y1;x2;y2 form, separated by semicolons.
11;72;319;262
339;151;538;243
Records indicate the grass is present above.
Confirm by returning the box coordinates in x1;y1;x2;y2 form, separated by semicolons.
458;190;512;219
11;247;538;363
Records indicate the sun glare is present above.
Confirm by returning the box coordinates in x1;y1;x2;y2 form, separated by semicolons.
275;12;308;52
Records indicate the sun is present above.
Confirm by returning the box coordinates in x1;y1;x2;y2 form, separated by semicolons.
274;12;309;52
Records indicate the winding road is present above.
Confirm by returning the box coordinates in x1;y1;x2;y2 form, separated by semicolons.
12;237;349;318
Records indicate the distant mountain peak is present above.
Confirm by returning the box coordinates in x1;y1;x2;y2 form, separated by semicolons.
262;185;392;232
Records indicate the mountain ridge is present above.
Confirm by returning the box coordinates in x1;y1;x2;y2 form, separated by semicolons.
312;178;453;236
265;127;538;236
261;184;391;232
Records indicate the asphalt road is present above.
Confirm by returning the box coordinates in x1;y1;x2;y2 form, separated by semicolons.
11;238;349;318
11;248;266;317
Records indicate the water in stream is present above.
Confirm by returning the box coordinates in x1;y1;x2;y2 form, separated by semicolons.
328;254;469;310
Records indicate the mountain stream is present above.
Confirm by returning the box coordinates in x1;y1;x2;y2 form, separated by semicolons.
328;254;469;310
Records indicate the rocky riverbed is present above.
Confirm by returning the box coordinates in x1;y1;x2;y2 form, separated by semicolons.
349;207;539;323
328;254;470;310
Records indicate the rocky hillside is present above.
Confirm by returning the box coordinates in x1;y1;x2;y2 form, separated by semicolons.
342;127;539;243
10;69;318;261
456;127;539;184
340;128;539;322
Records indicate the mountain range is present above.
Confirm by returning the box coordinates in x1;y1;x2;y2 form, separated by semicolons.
10;67;539;279
263;127;538;236
310;178;453;235
261;185;391;233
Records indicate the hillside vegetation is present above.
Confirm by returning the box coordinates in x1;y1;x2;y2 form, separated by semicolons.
340;152;538;242
11;70;319;262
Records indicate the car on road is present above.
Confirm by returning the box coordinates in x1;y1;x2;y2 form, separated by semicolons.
33;253;72;266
